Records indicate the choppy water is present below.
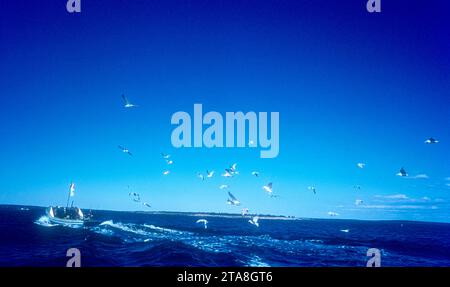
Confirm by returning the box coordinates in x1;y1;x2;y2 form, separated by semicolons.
1;205;449;267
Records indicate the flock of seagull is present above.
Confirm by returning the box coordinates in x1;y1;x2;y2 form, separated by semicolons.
118;94;441;230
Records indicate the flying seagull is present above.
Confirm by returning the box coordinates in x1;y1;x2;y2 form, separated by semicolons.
328;211;339;217
163;170;170;176
122;94;138;108
251;171;259;177
222;169;233;178
118;145;132;156
129;192;140;202
206;170;215;178
262;183;273;195
142;202;151;208
308;186;316;194
166;159;173;165
355;199;364;206
227;192;241;206
241;208;249;216
357;163;366;169
425;137;439;144
248;216;259;227
396;167;408;177
229;163;238;175
197;173;205;181
354;185;361;190
161;153;171;159
196;219;208;229
340;229;350;233
219;185;229;190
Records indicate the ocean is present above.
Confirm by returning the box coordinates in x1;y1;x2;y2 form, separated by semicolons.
1;205;449;267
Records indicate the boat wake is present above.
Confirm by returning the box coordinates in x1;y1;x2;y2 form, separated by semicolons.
34;216;59;227
34;215;84;229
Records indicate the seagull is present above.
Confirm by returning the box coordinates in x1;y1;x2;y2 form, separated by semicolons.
196;219;208;229
206;170;215;178
161;153;171;159
229;163;239;175
219;185;229;190
357;163;366;169
396;167;408;177
425;137;439;144
340;229;350;233
142;202;151;208
251;171;259;177
197;173;205;181
355;199;364;206
308;186;316;194
227;192;240;206
129;192;140;202
328;211;339;217
262;183;273;195
166;159;173;165
248;216;259;227
222;169;233;178
353;185;361;190
241;208;249;216
249;140;255;146
118;145;132;156
122;94;138;108
163;170;170;175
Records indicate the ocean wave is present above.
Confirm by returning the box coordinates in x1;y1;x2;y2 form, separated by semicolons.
98;220;150;236
246;255;271;267
143;224;187;234
34;216;59;227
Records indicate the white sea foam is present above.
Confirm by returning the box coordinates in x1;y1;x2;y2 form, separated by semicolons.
143;224;186;234
34;216;58;227
99;220;150;236
246;255;271;267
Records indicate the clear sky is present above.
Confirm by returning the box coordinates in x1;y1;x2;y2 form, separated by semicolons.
0;0;449;222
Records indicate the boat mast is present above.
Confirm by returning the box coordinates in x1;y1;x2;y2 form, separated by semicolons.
66;188;71;209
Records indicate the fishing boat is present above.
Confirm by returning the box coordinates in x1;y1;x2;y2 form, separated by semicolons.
46;182;85;226
46;206;84;226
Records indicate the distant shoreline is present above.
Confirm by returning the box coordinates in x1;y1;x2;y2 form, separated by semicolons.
134;210;298;220
2;204;450;224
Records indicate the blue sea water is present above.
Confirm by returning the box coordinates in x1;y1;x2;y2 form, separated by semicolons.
0;205;449;267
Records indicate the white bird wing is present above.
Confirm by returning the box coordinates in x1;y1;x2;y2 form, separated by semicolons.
122;94;130;105
228;192;238;201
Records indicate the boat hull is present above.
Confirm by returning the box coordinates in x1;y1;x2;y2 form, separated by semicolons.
46;207;84;226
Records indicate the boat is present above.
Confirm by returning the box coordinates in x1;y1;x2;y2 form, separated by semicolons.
46;206;84;226
46;182;86;226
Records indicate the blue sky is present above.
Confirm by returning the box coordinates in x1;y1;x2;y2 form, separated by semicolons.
0;0;449;222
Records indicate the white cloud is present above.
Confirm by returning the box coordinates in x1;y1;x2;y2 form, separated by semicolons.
412;174;429;179
362;205;424;209
375;194;408;200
